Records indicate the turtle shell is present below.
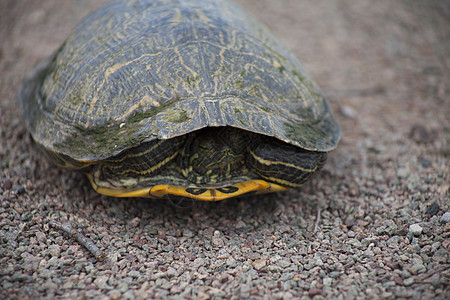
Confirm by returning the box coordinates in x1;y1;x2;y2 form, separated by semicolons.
19;0;340;162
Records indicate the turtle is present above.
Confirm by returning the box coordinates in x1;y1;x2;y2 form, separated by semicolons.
19;0;340;201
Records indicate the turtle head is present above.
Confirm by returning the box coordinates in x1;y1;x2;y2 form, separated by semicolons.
180;127;249;185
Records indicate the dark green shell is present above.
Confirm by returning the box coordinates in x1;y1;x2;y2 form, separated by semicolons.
20;0;340;161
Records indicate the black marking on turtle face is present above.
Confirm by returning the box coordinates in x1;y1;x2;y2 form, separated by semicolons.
185;188;208;195
216;186;239;194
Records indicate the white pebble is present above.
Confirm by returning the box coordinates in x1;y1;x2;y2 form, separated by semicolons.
440;212;450;223
340;105;357;119
409;224;423;236
323;277;332;286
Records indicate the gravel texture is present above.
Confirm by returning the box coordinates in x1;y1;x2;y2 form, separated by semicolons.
1;0;449;299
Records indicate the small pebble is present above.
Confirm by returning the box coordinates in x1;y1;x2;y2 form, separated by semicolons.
183;229;194;238
386;235;400;247
410;263;426;274
323;277;332;286
129;217;140;227
403;278;414;286
409;224;423;236
329;272;342;279
277;259;291;268
3;179;13;190
308;288;322;297
35;231;46;243
347;230;356;238
49;245;61;258
226;258;237;267
13;185;25;195
108;290;122;300
397;168;409;178
252;259;266;270
409;124;434;144
340;105;357;119
425;202;440;216
94;275;110;289
419;157;432;168
439;212;450;223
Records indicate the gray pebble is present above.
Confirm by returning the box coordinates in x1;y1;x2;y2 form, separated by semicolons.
268;265;282;272
35;231;46;243
330;228;343;237
118;282;129;293
439;212;450;223
11;273;28;282
226;258;237;267
122;290;135;300
193;258;205;268
277;259;291;268
94;275;109;289
304;253;324;270
49;245;60;258
212;236;225;247
347;238;363;249
386;235;400;247
323;277;332;286
347;230;356;238
183;229;194;238
46;257;58;268
329;271;342;279
85;264;94;273
432;249;448;263
397;168;409;178
425;201;440;216
409;224;423;236
280;272;294;281
5;230;18;242
166;267;179;277
403;277;414;286
406;231;414;242
269;254;281;264
382;281;396;288
128;271;141;278
431;241;441;251
410;263;426;274
13;185;25;195
2;281;13;290
42;279;58;292
108;289;122;299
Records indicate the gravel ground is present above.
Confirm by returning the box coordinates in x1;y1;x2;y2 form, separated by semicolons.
1;0;449;299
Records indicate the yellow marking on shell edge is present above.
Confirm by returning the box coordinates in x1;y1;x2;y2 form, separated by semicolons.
86;175;288;201
249;149;318;173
